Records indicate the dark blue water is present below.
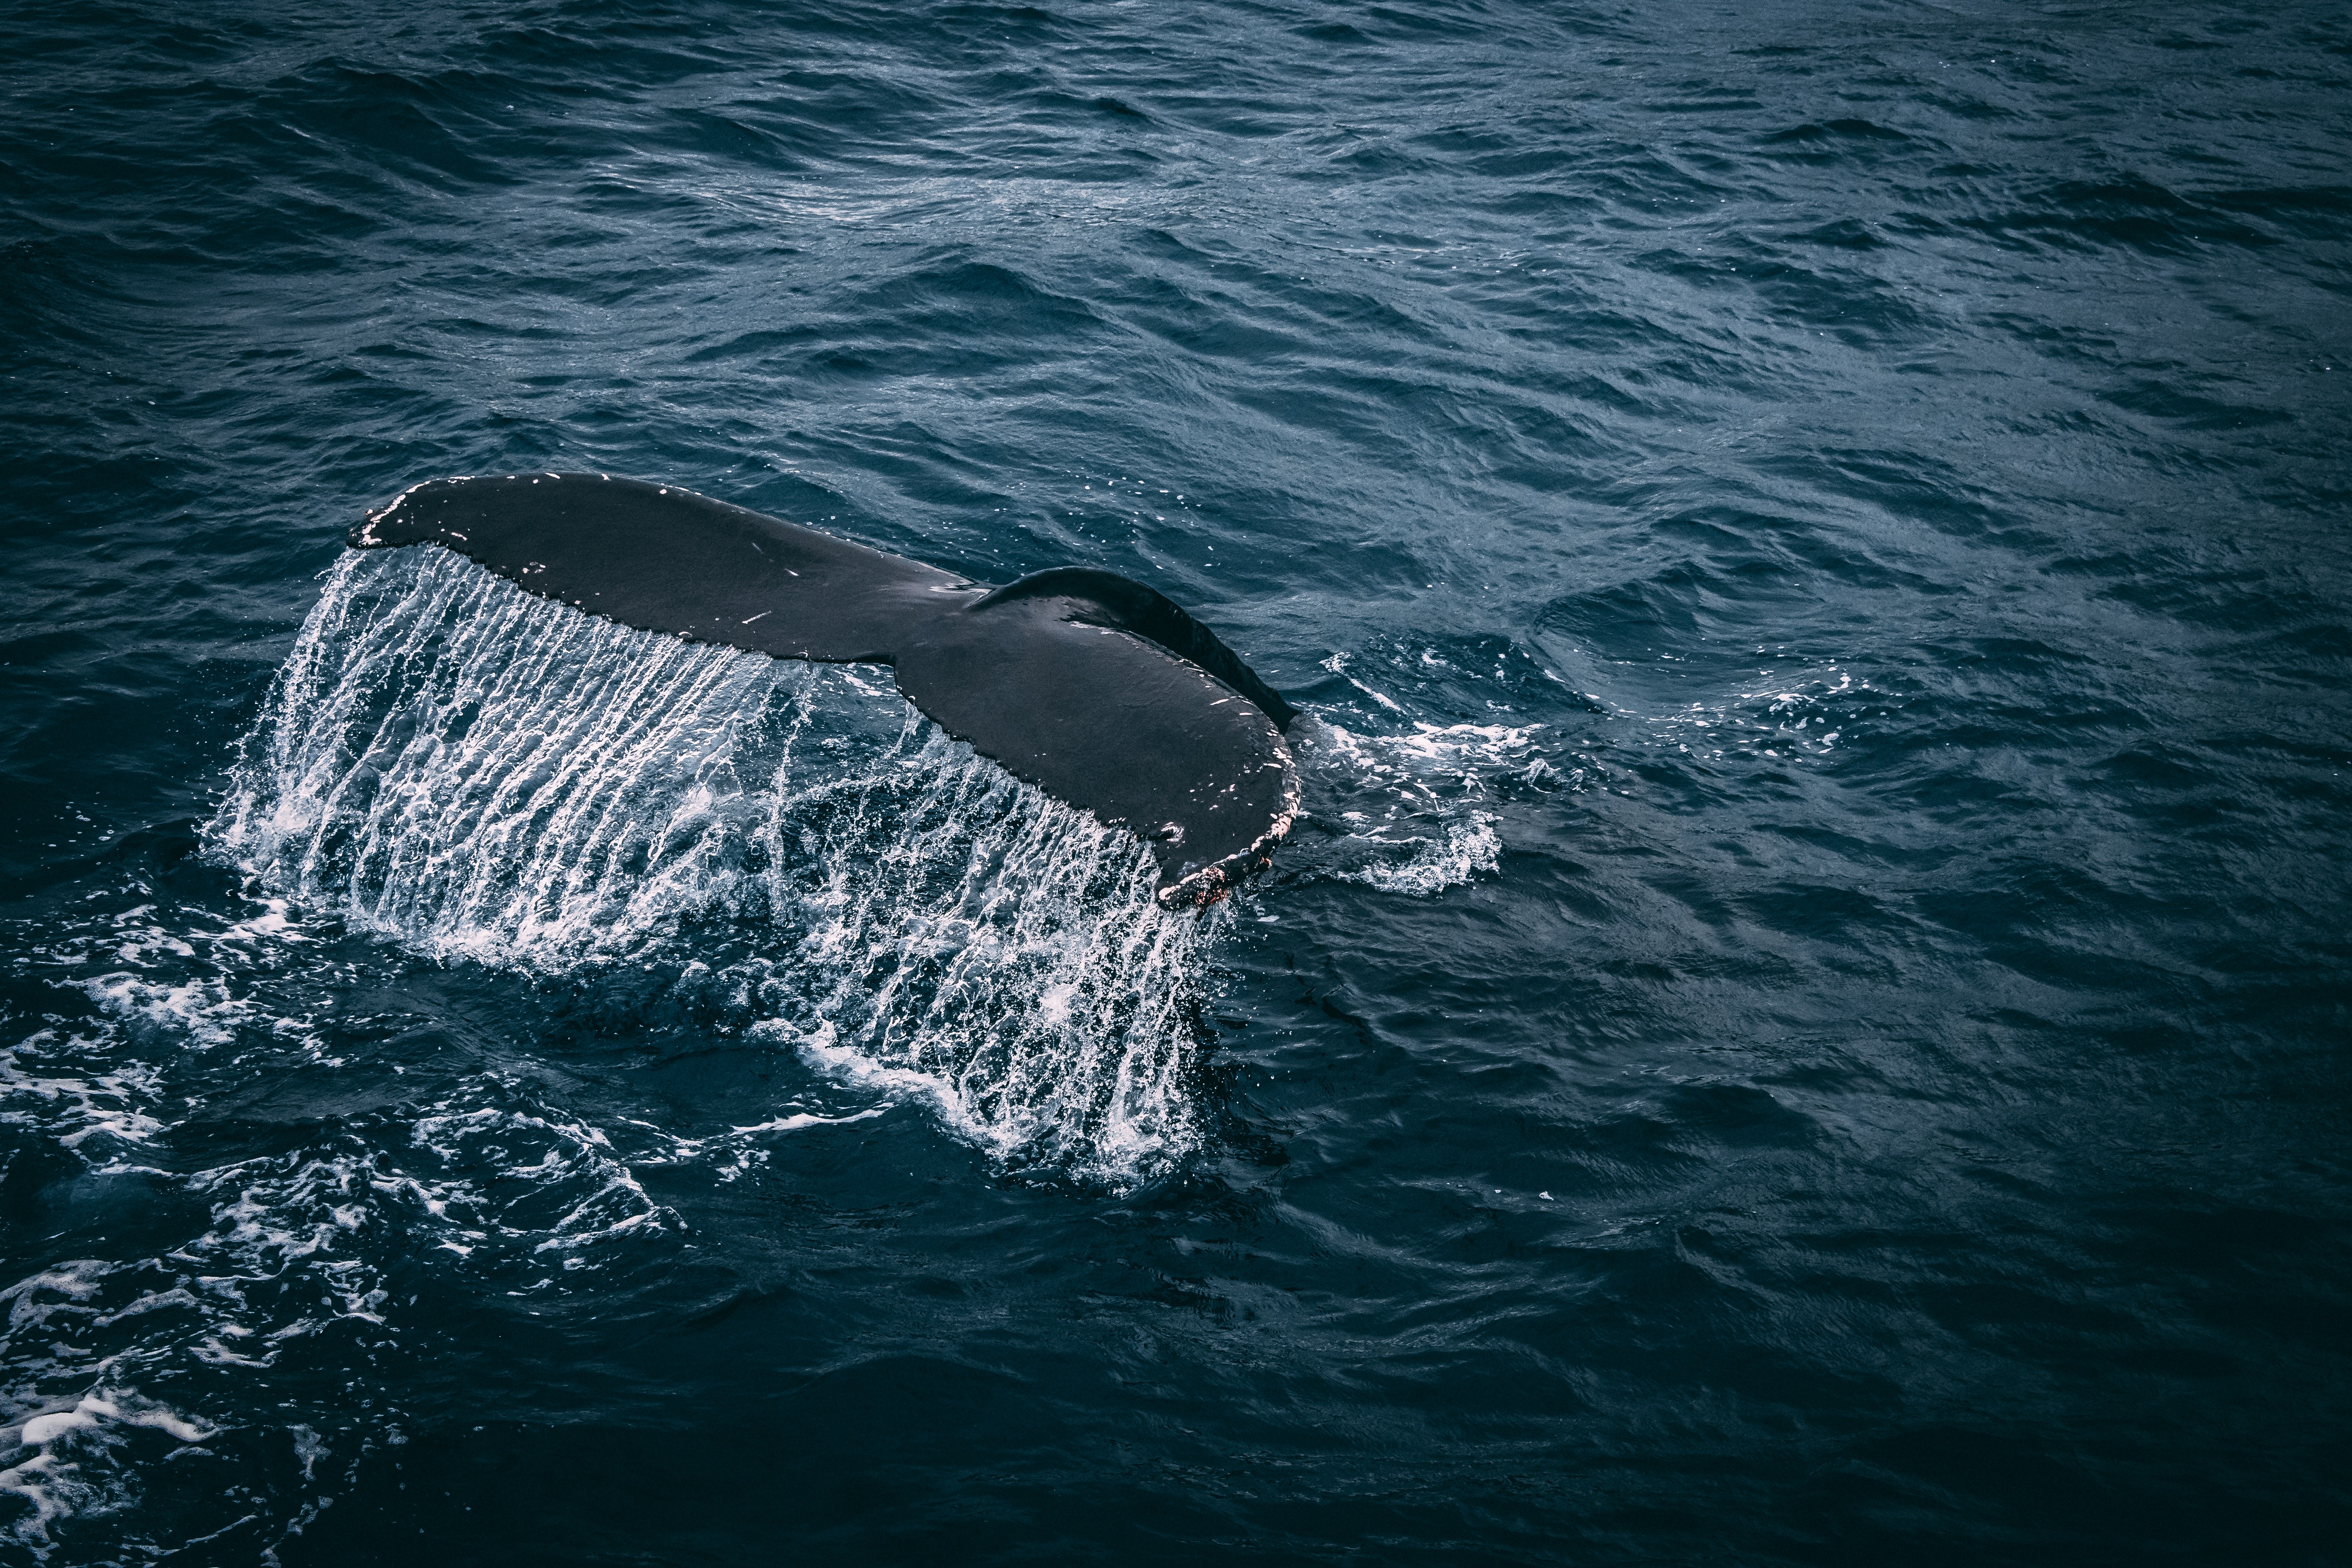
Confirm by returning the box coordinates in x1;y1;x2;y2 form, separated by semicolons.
4;1;2350;1562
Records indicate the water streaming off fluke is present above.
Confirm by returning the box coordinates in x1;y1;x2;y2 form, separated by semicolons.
209;550;1213;1185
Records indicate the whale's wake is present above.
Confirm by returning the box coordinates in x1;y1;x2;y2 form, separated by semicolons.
210;550;1212;1185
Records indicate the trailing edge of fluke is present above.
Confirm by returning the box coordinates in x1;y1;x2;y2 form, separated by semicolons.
350;473;1299;906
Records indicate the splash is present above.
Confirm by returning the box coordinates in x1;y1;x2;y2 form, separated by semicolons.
208;549;1210;1185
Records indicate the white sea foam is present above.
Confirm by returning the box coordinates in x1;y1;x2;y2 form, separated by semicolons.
0;1047;697;1548
1284;655;1878;900
1309;717;1550;794
0;1386;214;1554
208;549;1210;1186
0;1040;168;1153
1328;813;1503;897
1281;717;1537;897
0;1260;220;1556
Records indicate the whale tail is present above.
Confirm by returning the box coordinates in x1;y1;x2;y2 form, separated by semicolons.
352;473;1297;904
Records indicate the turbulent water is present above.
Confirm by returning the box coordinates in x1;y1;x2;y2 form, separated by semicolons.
3;1;2350;1563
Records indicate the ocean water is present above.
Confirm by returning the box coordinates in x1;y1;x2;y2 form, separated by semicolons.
2;0;2349;1562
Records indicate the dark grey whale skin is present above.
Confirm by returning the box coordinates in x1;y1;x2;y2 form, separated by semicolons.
350;473;1299;905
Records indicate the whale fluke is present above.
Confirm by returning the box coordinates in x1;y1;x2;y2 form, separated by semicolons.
351;474;1297;904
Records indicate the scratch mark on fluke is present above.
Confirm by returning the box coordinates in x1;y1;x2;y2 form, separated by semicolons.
352;474;1298;904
